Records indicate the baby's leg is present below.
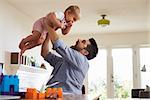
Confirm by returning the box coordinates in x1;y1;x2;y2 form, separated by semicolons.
20;41;40;55
19;31;41;49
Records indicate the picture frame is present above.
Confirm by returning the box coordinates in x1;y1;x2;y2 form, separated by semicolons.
11;52;19;64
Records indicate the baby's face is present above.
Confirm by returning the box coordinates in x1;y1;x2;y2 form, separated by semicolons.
65;12;80;27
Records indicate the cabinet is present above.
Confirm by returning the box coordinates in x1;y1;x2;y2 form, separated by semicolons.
4;51;52;91
16;64;52;92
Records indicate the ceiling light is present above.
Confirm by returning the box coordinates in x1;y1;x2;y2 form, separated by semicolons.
97;14;110;27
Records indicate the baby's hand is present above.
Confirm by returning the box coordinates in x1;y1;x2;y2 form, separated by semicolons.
61;23;66;29
61;19;67;29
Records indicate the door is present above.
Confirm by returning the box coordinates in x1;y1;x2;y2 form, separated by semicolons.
88;49;107;100
111;48;133;99
88;48;133;99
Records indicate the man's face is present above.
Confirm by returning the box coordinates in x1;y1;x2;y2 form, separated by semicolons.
75;39;91;52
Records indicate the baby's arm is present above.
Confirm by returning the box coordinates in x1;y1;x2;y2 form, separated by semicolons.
46;12;63;29
61;25;72;35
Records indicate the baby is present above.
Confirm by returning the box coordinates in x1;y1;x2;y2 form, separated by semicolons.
19;5;80;55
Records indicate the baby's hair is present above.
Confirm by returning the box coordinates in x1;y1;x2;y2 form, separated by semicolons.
65;5;80;12
65;5;80;19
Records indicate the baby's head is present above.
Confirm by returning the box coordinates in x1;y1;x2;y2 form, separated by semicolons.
64;5;80;26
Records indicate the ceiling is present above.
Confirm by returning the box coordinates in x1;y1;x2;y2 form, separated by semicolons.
6;0;149;35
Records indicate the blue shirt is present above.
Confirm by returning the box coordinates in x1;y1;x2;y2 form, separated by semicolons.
44;39;89;94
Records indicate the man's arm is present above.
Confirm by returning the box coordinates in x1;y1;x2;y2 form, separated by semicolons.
45;22;87;68
41;33;63;67
45;21;59;44
41;33;50;58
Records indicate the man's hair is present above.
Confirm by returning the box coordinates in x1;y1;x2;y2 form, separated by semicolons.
85;38;98;60
65;5;80;19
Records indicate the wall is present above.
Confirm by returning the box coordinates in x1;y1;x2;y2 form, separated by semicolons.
0;32;3;62
0;0;34;74
61;32;149;48
148;0;150;43
0;1;52;74
0;0;32;57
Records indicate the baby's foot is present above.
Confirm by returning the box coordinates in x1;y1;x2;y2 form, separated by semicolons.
19;43;23;49
20;48;26;56
19;39;26;49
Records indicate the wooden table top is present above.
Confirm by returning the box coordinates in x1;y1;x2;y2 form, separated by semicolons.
1;94;148;100
0;94;93;100
63;94;93;100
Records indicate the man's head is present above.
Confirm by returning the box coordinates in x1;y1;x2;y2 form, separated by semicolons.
71;38;98;60
64;5;80;27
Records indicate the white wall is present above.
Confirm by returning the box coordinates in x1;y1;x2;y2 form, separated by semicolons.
61;32;149;48
148;0;150;43
1;1;32;51
0;33;3;62
0;0;32;60
0;0;34;74
0;1;52;74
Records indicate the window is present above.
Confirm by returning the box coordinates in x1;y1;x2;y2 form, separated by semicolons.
112;48;133;98
88;49;107;99
140;47;150;88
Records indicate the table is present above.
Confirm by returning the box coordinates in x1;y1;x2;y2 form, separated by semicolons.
0;95;20;100
0;94;93;100
1;94;149;100
63;94;92;100
63;95;149;100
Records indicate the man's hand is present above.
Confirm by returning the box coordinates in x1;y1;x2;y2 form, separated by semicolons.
45;21;59;44
41;20;60;58
46;12;62;29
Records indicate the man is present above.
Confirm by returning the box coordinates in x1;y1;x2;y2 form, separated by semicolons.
41;24;98;94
